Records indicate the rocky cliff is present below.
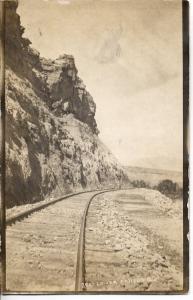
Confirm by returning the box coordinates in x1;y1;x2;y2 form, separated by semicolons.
5;1;129;208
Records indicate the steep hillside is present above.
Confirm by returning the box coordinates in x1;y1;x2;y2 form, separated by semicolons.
5;1;128;208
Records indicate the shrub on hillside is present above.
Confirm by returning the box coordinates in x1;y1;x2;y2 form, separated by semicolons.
155;179;182;199
132;180;150;188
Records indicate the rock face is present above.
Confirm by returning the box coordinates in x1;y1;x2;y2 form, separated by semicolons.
5;1;129;208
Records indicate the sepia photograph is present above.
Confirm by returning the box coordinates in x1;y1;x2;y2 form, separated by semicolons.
0;0;189;294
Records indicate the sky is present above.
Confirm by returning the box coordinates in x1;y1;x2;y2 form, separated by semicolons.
18;0;183;171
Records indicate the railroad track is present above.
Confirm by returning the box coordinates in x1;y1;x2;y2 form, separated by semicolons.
75;190;112;291
5;187;132;292
75;188;133;292
6;189;101;226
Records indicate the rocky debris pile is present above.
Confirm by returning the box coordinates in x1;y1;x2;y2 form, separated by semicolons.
85;190;183;292
5;1;129;208
129;189;183;218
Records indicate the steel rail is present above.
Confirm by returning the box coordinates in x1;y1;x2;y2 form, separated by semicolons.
74;190;112;291
75;188;133;291
6;189;101;226
6;186;132;291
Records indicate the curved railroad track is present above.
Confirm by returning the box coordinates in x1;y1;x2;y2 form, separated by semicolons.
75;190;112;291
6;187;183;292
6;189;102;226
75;188;133;291
6;188;130;292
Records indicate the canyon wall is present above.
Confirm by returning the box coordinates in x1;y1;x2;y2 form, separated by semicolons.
5;1;129;208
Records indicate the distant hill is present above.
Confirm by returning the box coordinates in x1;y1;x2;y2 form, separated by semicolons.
124;166;183;188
